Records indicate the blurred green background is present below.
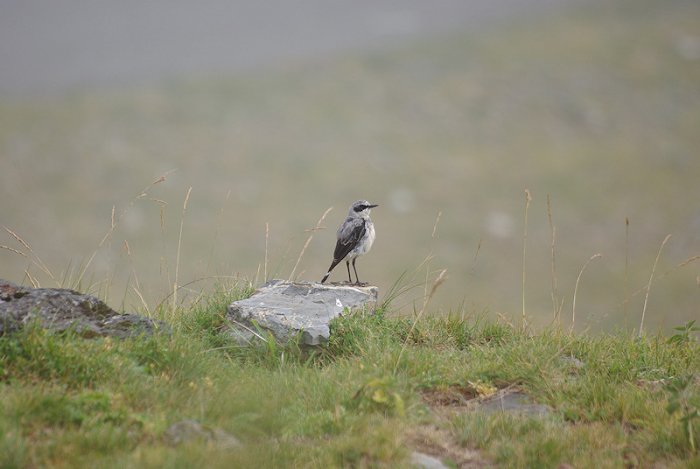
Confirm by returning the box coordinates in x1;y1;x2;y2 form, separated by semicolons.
1;0;698;331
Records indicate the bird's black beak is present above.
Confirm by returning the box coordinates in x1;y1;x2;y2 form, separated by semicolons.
368;204;379;209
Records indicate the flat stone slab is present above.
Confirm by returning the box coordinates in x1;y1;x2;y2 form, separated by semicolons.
0;279;165;338
479;390;552;417
226;279;378;346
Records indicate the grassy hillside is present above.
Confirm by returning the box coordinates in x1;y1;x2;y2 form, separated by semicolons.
1;0;699;330
1;284;698;467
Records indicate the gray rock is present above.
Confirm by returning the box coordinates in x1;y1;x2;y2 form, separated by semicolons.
479;390;552;417
560;355;585;372
410;451;450;469
164;419;241;449
226;279;378;346
0;279;165;338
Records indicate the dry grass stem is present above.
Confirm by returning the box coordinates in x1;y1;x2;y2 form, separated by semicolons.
677;255;700;268
253;264;261;286
3;226;55;282
288;207;332;282
423;211;443;299
157;199;167;232
420;255;436;300
227;319;269;344
264;222;270;282
154;275;241;312
424;269;448;309
638;234;671;337
624;217;630;325
619;254;699;308
173;186;193;310
415;254;435;273
572;253;603;331
132;286;150;315
521;189;532;326
1;245;26;257
547;194;561;321
467;238;482;277
380;254;437;311
206;189;231;273
122;240;141;293
122;240;149;314
394;268;448;375
431;211;442;239
24;270;39;288
77;171;173;289
3;226;32;252
472;238;482;266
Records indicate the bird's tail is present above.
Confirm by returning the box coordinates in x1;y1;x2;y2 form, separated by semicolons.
320;259;340;284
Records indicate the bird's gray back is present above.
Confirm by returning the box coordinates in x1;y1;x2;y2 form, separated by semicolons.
337;217;364;240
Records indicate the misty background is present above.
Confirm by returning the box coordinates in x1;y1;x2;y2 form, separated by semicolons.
1;0;698;332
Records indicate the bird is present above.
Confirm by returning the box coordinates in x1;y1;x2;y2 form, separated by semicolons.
321;200;378;285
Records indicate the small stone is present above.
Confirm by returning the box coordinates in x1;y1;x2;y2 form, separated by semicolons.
164;419;241;449
410;451;450;469
560;355;585;371
479;390;551;417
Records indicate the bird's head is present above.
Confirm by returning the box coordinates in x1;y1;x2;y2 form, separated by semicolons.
349;200;378;217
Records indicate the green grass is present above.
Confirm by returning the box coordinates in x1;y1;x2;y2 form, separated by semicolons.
1;284;698;467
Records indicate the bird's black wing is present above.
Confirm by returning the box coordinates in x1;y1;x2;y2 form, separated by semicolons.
333;218;366;262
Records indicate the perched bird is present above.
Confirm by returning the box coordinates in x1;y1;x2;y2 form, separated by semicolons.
321;200;378;285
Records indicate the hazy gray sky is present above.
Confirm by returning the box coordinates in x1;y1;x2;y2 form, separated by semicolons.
0;0;587;96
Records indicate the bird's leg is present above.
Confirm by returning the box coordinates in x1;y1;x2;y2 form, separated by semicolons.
346;260;352;283
352;258;360;285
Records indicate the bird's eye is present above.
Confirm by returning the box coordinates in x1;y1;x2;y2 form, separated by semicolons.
354;205;365;212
